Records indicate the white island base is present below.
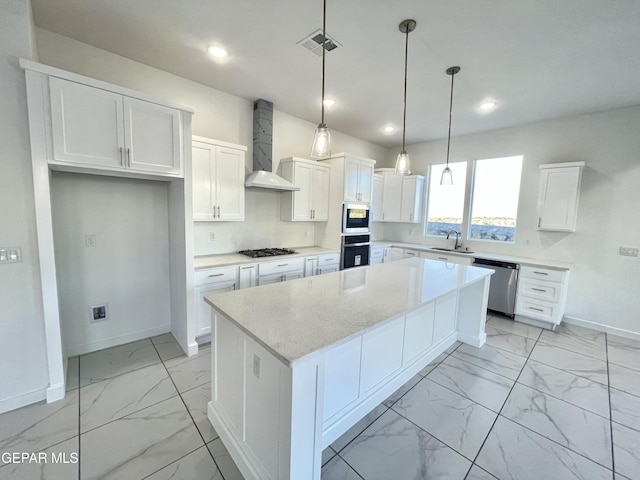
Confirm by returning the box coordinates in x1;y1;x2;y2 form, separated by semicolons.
206;259;492;480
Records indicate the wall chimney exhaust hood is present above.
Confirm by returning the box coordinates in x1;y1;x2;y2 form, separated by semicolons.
245;99;300;191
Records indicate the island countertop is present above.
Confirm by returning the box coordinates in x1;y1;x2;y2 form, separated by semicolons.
204;257;493;366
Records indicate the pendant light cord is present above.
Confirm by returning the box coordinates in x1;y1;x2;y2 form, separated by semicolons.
401;25;409;153
445;71;455;166
320;0;326;126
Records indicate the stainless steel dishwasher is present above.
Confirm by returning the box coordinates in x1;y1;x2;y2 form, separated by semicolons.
472;258;519;317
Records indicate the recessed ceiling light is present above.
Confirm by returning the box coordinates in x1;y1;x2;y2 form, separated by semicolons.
478;99;497;113
323;99;336;107
383;125;395;134
207;45;229;58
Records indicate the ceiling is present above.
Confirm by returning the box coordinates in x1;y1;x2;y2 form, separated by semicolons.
31;0;640;148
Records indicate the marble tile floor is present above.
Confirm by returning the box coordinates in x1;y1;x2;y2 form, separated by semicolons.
0;317;639;479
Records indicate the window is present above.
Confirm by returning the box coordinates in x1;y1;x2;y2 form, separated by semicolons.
469;155;523;242
425;162;467;237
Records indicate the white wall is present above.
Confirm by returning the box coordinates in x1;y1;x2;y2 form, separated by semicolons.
0;0;51;413
50;172;172;355
36;29;387;257
379;106;640;336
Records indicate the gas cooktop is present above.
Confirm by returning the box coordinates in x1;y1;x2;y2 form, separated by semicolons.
238;248;297;258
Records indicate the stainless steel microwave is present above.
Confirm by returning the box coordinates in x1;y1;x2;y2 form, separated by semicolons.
342;203;371;234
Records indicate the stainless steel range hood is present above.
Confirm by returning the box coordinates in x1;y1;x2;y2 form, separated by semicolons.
245;99;299;192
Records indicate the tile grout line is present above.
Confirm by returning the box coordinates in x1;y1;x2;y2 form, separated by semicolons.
150;339;230;480
467;324;542;473
605;333;616;476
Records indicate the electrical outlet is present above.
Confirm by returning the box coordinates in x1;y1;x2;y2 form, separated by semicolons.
90;304;109;322
209;232;215;241
253;354;261;379
619;247;639;257
85;235;96;247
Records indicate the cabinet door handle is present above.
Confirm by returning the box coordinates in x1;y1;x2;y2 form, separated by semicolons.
119;147;124;165
410;213;413;222
529;307;544;312
232;283;236;290
538;217;541;228
208;273;224;277
217;206;221;218
126;147;131;167
533;271;549;276
531;288;547;292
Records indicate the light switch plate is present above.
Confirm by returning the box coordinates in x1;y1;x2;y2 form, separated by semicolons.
0;247;22;264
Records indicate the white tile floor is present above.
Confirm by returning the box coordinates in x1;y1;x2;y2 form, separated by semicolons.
1;316;639;479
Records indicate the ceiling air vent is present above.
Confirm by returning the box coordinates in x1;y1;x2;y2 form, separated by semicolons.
298;29;341;56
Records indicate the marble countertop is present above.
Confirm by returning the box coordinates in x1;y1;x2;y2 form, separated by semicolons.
194;246;340;269
370;241;572;270
204;258;492;366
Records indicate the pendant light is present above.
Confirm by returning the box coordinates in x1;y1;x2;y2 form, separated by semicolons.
395;19;416;175
441;66;460;185
310;0;331;158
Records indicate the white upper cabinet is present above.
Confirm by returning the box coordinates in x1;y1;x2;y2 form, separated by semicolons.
400;175;424;223
279;157;330;221
342;156;375;203
373;170;424;224
49;77;182;177
536;162;585;232
371;174;383;222
192;137;246;222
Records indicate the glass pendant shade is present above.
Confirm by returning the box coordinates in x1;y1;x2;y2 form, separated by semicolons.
310;124;331;158
440;166;453;185
395;151;411;175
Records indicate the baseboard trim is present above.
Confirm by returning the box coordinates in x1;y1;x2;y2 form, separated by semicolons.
66;325;171;356
0;387;47;415
563;316;640;341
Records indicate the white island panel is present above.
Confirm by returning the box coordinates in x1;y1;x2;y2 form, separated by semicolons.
206;258;492;480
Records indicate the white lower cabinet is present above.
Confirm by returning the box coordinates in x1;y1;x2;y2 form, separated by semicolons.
238;264;257;289
323;337;362;420
370;247;384;265
317;253;340;274
257;257;305;285
403;303;435;363
360;319;405;393
515;264;570;326
420;250;473;266
305;256;318;277
195;265;237;337
389;247;404;262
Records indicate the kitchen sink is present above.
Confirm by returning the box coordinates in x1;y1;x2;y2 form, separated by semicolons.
431;247;475;254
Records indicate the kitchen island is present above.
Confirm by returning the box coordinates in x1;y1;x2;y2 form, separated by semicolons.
205;258;493;480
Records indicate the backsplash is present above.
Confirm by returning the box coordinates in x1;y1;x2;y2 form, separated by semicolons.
193;189;315;256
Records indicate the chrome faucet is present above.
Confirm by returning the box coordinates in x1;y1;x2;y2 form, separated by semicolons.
446;230;462;250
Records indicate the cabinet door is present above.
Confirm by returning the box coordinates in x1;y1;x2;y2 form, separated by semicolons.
192;142;215;221
258;273;283;286
382;247;390;263
343;158;360;202
123;97;182;176
238;264;257;289
371;174;383;222
49;77;124;168
318;265;339;274
197;282;235;336
537;166;582;231
283;271;303;282
311;165;330;221
216;146;245;221
304;257;318;277
381;174;402;222
389;247;404;262
357;161;374;203
291;162;313;221
400;176;424;223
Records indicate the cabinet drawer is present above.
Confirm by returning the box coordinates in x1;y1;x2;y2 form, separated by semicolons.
370;248;384;261
403;249;420;258
516;297;561;324
318;253;340;266
195;265;238;286
258;257;305;276
520;265;566;283
517;277;562;303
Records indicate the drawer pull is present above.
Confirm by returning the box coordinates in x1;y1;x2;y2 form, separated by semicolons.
277;264;289;267
531;288;547;292
533;271;549;276
208;273;225;277
240;266;253;270
529;307;544;312
438;257;448;260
